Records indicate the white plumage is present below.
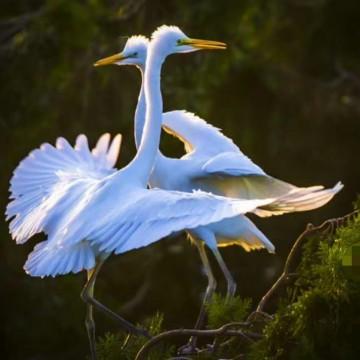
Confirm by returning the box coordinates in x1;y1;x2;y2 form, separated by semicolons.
101;34;342;345
6;133;121;275
161;109;343;216
6;27;270;280
7;27;264;359
111;36;342;258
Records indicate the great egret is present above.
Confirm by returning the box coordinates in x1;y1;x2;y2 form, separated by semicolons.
95;31;343;349
6;26;275;360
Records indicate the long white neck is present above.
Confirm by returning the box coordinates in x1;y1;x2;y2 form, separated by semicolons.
134;67;146;149
135;66;167;158
128;47;164;186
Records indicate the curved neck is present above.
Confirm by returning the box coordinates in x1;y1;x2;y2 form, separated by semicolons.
135;66;167;163
128;49;164;186
134;66;146;150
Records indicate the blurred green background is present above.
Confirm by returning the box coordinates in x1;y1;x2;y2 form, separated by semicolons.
1;0;359;359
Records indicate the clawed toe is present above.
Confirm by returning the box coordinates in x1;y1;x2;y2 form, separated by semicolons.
139;328;152;339
177;342;199;355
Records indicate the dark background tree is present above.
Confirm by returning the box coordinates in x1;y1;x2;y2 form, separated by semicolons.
1;1;359;359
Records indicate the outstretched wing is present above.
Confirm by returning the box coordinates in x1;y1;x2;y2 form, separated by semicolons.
39;185;274;252
195;156;343;217
86;189;274;254
23;187;274;277
6;133;122;244
252;181;344;217
162;110;343;215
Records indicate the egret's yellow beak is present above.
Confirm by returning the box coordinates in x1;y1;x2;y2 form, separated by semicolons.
94;53;126;67
179;38;227;50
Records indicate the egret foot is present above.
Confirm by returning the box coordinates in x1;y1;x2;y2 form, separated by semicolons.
136;327;152;339
177;338;200;356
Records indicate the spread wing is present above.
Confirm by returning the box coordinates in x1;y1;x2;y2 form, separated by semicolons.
91;190;274;255
195;153;343;217
61;187;274;253
24;187;274;278
162;111;343;216
6;133;122;244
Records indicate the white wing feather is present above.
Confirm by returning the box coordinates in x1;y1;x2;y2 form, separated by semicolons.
162;111;343;215
6;133;122;244
24;240;96;277
196;169;343;217
162;110;239;155
35;187;275;254
23;188;274;277
201;152;266;177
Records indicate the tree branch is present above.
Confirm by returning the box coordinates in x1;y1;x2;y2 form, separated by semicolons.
135;322;260;360
133;210;358;359
256;210;358;312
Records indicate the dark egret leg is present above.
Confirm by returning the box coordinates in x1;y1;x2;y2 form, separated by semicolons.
84;268;97;360
193;241;217;329
81;258;151;359
212;247;237;298
179;239;217;354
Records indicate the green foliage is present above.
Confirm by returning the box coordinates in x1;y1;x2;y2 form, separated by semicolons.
95;295;252;359
249;212;360;360
206;293;251;328
95;333;124;360
96;313;174;360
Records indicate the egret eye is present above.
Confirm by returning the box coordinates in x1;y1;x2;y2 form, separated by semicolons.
132;52;138;57
176;39;182;46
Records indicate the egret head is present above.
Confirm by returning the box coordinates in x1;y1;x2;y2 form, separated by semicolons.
94;35;149;68
150;25;226;56
94;26;226;68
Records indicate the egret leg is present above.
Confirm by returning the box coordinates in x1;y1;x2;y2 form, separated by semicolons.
84;268;97;360
212;248;237;298
81;259;150;348
193;240;217;330
179;240;217;354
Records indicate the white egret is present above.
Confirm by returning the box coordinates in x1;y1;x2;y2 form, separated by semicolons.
96;30;343;350
6;26;275;360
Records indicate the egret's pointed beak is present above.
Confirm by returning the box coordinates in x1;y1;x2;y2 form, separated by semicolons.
180;38;227;50
94;53;126;67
